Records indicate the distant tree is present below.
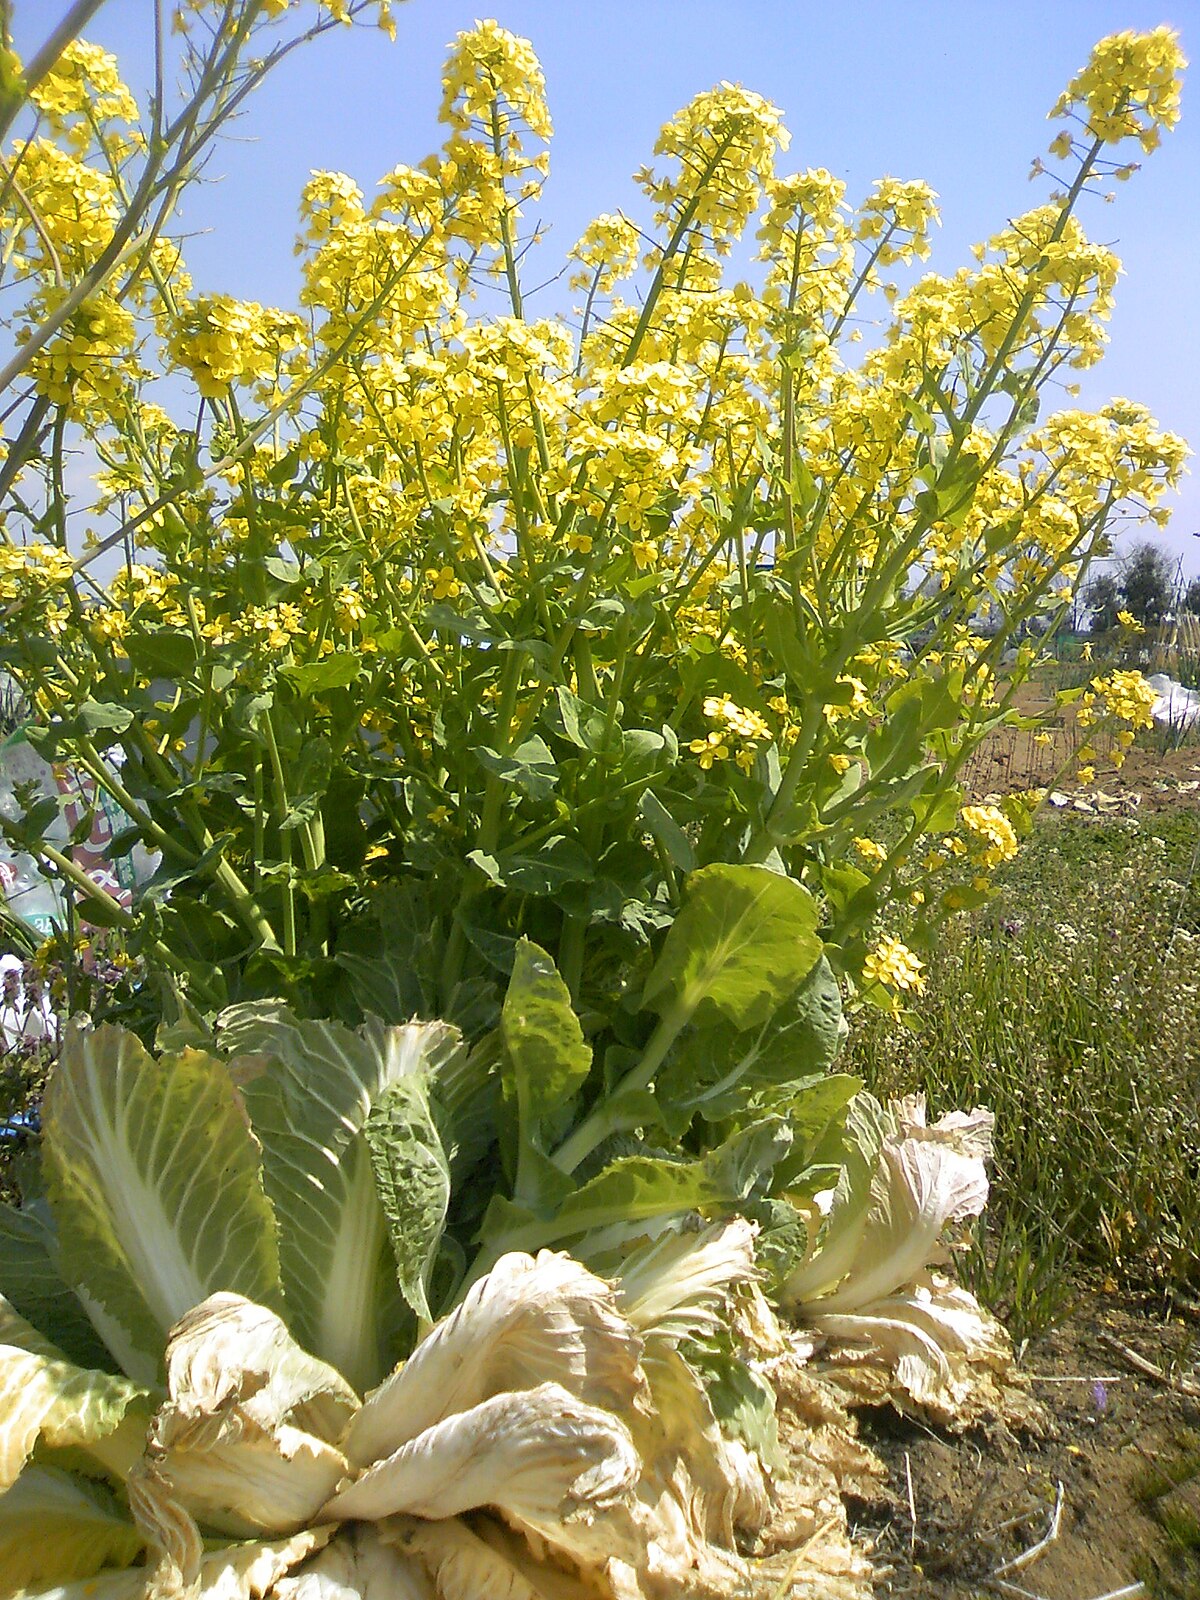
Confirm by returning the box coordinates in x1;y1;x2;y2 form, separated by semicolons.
1083;570;1123;633
1185;577;1200;616
1121;542;1175;625
1084;541;1175;631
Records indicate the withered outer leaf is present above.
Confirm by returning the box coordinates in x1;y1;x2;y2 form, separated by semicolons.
324;1381;638;1524
344;1251;645;1470
131;1295;354;1543
385;1514;605;1600
273;1524;436;1600
129;1444;332;1600
163;1294;360;1441
633;1349;768;1552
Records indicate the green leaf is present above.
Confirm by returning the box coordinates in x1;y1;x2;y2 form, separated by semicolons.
473;737;559;800
701;1117;793;1199
491;1155;713;1251
0;1204;115;1373
640;864;822;1031
501;939;592;1140
658;955;848;1127
364;1078;451;1324
691;1345;784;1471
77;701;134;735
484;1120;791;1256
551;685;591;749
638;790;696;873
282;652;361;692
0;1467;143;1595
224;1009;464;1392
482;837;594;895
778;1091;889;1307
0;1339;150;1492
767;1074;864;1191
41;1024;282;1382
123;632;197;680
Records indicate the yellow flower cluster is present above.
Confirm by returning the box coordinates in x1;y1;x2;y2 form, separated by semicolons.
1051;28;1186;152
27;293;136;413
959;805;1019;870
0;543;76;605
639;83;788;256
690;697;771;772
569;214;643;293
864;935;926;995
856;177;939;265
1089;669;1158;730
440;20;552;142
168;296;307;398
28;39;138;143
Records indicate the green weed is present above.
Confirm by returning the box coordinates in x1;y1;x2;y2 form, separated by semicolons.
846;812;1200;1341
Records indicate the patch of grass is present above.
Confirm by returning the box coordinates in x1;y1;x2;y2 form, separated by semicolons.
845;811;1200;1343
1133;1432;1200;1507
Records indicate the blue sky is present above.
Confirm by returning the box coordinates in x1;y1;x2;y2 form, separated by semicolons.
26;1;1200;573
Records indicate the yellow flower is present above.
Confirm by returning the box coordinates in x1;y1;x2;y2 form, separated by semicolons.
1077;765;1096;784
333;586;367;630
853;837;887;864
426;566;461;600
1090;668;1157;729
828;752;852;774
1116;609;1143;632
864;935;926;995
1050;29;1185;153
689;732;730;769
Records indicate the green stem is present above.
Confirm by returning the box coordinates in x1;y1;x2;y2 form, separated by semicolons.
552;1001;689;1175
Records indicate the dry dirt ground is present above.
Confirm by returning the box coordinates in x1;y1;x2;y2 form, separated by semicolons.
960;680;1200;815
849;1293;1200;1600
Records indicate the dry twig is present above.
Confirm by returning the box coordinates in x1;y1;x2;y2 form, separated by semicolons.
1099;1331;1200;1398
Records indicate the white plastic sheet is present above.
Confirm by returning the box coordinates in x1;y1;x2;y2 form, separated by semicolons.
1146;672;1200;734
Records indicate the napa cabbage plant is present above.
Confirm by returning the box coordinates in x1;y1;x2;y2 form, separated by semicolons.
0;1018;783;1600
0;858;1012;1597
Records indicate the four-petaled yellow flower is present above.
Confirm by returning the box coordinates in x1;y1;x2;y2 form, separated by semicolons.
689;731;730;769
426;566;461;600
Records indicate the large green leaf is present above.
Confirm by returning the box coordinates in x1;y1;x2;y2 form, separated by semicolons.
0;1467;143;1596
0;1204;113;1373
0;1334;150;1491
41;1026;282;1377
657;955;848;1129
223;1009;463;1391
640;864;822;1031
430;1034;503;1187
364;1078;451;1324
500;939;592;1205
482;1120;792;1257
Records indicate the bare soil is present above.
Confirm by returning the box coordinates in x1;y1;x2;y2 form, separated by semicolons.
961;681;1200;814
853;1291;1200;1599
